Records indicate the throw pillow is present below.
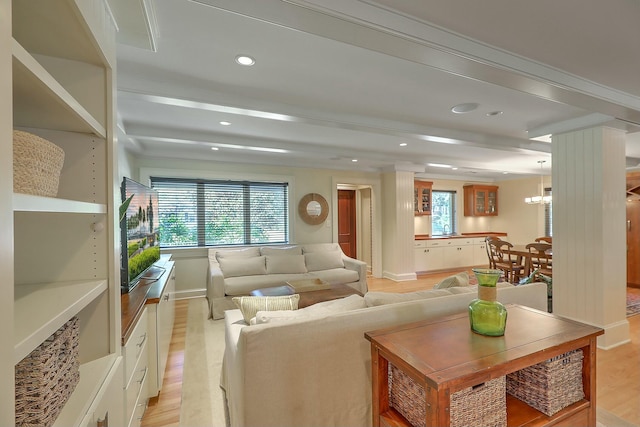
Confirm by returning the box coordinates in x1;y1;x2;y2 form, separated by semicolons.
518;268;540;285
265;255;308;274
233;294;300;323
304;250;344;271
433;272;469;289
260;246;302;256
219;256;266;278
364;289;452;307
253;294;366;324
215;247;260;261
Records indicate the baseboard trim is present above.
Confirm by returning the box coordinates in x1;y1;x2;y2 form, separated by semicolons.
175;289;206;300
382;271;418;282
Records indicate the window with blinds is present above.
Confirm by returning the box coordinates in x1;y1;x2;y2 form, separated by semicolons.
150;177;289;247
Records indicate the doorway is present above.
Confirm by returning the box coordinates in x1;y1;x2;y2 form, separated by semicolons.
335;182;375;276
338;190;357;257
627;171;640;287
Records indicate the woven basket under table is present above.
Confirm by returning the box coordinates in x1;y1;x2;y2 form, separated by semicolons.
15;316;80;427
506;349;584;416
389;364;507;427
13;130;65;197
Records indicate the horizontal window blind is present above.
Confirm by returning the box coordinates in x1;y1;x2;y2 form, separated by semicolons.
151;177;289;247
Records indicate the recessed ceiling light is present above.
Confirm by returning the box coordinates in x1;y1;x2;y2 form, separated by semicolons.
352;159;358;162
235;55;255;66
427;163;452;168
452;167;458;171
211;147;219;151
486;111;503;117
451;103;479;114
399;143;407;147
220;121;231;126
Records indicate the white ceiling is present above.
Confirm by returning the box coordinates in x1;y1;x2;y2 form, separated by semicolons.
112;0;640;181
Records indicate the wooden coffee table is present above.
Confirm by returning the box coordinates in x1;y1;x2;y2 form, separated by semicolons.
250;282;362;308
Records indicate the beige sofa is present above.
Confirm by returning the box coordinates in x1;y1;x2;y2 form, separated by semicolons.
207;243;367;319
221;281;548;427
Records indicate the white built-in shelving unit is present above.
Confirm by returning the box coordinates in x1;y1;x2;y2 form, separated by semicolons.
1;1;123;426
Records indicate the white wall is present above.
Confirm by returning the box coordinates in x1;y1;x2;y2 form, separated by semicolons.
492;176;550;245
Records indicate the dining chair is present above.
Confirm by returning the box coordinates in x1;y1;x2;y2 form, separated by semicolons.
525;242;553;278
535;236;552;244
484;236;501;268
488;239;525;283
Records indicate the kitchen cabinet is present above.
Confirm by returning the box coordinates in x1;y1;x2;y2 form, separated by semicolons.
441;238;474;269
414;181;433;215
415;236;500;273
472;237;491;266
464;185;498;216
414;241;444;272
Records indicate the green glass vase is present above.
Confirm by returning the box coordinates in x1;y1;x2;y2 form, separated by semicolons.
469;268;508;336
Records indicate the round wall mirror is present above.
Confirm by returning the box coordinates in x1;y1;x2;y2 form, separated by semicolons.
298;193;329;225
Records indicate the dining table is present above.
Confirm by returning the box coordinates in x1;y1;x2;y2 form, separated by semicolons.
509;244;552;279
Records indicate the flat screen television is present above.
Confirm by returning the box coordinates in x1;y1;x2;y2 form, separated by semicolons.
120;177;162;293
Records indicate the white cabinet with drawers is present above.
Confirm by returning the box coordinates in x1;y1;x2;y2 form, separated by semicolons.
415;236;502;272
123;309;149;427
147;260;176;397
441;238;475;269
473;237;491;266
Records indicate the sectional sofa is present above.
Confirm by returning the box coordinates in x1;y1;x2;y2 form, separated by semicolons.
220;280;548;427
207;243;367;319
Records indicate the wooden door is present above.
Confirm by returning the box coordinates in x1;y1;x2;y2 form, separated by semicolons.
338;190;357;258
627;172;640;287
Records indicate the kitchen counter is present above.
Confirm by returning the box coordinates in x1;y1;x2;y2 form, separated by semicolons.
415;232;507;240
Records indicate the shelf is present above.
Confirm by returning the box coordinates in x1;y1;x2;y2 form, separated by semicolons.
14;280;108;364
12;40;106;137
12;0;115;68
506;395;590;427
53;354;118;427
13;193;107;214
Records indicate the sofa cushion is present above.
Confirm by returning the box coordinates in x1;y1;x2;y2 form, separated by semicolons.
302;243;340;253
216;247;261;260
253;294;366;324
219;256;266;278
305;250;344;271
265;255;307;274
232;294;300;323
448;282;514;294
364;289;453;307
433;271;469;289
260;246;302;256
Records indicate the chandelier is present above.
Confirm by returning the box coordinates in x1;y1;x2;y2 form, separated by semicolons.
524;160;552;204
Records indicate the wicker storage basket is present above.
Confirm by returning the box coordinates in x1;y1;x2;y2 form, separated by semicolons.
388;364;507;427
506;349;584;416
13;130;65;197
15;316;80;427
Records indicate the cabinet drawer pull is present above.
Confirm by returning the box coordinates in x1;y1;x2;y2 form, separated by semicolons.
137;332;147;348
163;294;169;301
137;367;148;385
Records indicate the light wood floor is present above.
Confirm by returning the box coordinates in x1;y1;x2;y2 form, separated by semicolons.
142;272;640;427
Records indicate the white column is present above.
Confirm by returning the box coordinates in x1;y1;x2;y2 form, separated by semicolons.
552;126;629;349
381;169;416;281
